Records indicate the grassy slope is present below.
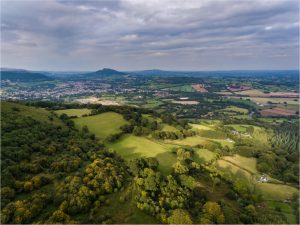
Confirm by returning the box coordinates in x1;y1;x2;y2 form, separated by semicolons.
166;135;234;148
55;108;91;117
73;112;128;139
1;101;63;126
194;148;217;163
222;106;249;114
190;123;214;131
215;154;298;201
107;135;177;175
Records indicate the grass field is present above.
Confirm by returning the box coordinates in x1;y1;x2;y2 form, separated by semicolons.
161;124;179;132
236;89;266;96
190;123;214;131
222;155;257;174
108;135;177;175
257;183;298;200
73;112;128;139
165;135;234;148
216;159;254;180
167;84;194;92
194;148;217;163
55;108;91;117
248;97;299;105
226;124;261;133
222;106;248;114
215;154;298;201
142;99;163;108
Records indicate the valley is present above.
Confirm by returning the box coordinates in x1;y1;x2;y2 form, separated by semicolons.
1;69;299;224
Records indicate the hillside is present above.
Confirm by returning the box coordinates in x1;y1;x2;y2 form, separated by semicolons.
83;68;126;78
1;102;299;224
1;70;52;82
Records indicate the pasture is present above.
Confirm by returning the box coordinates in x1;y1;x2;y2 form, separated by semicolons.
215;154;298;201
73;112;127;139
108;135;177;175
161;124;179;132
222;106;248;114
165;135;234;148
55;108;91;117
190;123;214;131
194;148;217;163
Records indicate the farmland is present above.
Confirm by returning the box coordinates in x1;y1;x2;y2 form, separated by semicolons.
73;112;128;139
1;69;299;224
260;107;297;116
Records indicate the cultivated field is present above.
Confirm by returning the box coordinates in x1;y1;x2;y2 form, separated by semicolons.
76;97;121;105
260;107;297;116
192;84;208;92
172;100;199;105
73;112;128;139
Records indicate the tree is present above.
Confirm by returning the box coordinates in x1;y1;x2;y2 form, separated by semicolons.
173;162;189;174
167;209;193;224
201;201;225;224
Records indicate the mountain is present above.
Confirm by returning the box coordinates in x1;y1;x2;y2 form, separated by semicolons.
84;68;126;78
1;69;53;82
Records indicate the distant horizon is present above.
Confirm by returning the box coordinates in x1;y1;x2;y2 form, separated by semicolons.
1;67;299;73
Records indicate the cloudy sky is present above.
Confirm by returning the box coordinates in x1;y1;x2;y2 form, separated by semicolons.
1;0;299;71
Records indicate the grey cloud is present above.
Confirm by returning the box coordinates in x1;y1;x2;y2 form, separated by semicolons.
1;0;299;70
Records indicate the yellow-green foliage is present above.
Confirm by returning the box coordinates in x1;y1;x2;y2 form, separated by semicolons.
73;112;128;139
1;102;63;126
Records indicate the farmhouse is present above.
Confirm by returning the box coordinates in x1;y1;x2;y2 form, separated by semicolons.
259;174;268;183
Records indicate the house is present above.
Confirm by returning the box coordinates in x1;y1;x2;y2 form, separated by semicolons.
259;174;268;183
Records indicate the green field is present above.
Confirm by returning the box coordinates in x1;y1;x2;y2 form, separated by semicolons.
108;135;177;175
194;148;217;163
222;106;249;114
73;112;128;139
167;84;194;92
166;135;234;148
55;108;91;117
161;124;179;132
215;155;298;201
190;123;214;131
222;155;257;174
257;183;298;201
142;99;163;108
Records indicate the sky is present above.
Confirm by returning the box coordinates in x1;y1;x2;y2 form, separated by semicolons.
1;0;299;71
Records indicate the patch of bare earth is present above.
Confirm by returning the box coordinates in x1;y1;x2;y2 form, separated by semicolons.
172;100;199;105
260;107;297;116
192;84;208;93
